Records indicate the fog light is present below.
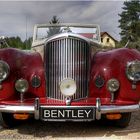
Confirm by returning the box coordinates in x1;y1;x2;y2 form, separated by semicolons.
107;78;120;102
106;113;122;120
107;78;120;92
60;78;76;97
13;113;29;120
15;78;29;93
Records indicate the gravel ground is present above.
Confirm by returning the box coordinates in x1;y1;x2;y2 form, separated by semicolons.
0;112;139;140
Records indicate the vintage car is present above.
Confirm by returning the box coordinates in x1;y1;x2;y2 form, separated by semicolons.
0;23;140;128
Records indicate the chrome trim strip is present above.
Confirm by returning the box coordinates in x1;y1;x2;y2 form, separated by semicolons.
96;98;101;120
100;104;140;114
46;33;91;46
0;105;34;113
40;105;95;108
35;23;100;28
34;98;40;120
40;104;140;112
0;97;139;122
32;23;101;45
0;104;139;115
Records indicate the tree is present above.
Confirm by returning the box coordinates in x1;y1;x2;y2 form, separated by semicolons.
23;37;32;50
6;36;25;49
47;16;61;37
49;16;60;24
118;0;140;44
0;36;32;50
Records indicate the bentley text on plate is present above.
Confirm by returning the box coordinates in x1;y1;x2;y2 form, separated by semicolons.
41;107;95;120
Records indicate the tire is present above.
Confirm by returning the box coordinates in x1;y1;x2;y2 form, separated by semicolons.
0;113;21;128
114;112;131;128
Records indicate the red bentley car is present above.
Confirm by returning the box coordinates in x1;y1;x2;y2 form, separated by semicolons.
0;23;140;128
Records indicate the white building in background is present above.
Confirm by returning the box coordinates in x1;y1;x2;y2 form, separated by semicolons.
101;32;117;48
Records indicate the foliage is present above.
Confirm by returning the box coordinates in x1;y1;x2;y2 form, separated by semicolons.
7;37;24;49
49;16;60;24
23;37;32;50
118;0;140;45
47;16;61;37
127;37;140;50
115;42;123;48
0;36;32;50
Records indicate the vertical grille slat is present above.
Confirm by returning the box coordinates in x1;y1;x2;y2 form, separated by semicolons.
45;37;90;100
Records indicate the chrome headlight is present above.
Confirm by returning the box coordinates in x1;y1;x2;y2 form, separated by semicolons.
15;79;29;93
0;60;10;82
60;78;76;97
126;60;140;82
107;78;120;92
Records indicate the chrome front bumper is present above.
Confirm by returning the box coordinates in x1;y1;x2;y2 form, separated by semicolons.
0;98;139;120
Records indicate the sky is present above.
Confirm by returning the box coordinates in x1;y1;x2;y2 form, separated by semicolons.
0;1;124;41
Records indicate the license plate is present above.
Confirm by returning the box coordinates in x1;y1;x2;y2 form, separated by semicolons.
40;107;95;121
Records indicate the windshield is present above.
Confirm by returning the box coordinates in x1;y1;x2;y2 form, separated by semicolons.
35;25;99;42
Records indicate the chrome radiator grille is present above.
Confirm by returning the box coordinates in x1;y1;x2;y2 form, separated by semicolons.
45;37;90;100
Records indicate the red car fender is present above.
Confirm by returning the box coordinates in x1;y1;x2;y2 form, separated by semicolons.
89;48;140;103
0;48;46;100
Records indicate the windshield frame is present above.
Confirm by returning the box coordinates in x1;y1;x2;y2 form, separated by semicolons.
33;23;101;43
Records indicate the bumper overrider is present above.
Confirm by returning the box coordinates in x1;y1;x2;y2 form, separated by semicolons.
0;98;139;121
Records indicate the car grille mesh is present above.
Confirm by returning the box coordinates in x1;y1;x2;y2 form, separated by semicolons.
45;37;90;100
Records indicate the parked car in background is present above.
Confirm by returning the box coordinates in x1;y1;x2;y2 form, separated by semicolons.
0;23;139;128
